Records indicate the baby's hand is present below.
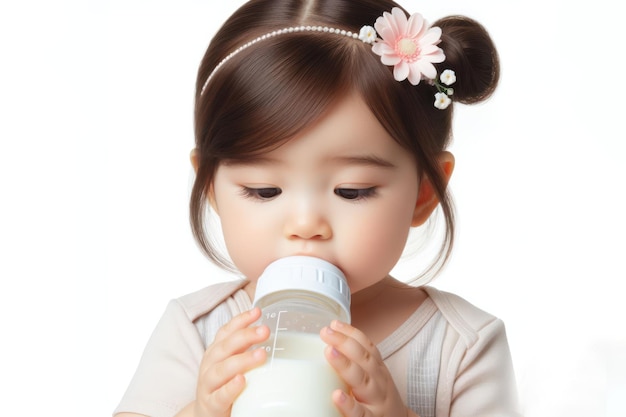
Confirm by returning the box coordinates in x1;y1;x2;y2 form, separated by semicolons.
320;321;410;417
194;308;269;417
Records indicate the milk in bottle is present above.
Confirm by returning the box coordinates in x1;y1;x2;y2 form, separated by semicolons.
231;256;351;417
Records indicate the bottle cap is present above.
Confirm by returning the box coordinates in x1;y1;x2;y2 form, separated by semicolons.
253;256;351;322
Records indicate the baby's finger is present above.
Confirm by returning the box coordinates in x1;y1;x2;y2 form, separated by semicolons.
202;347;267;394
329;321;381;360
321;324;385;401
321;322;381;368
196;374;246;416
324;342;373;397
205;323;269;365
213;307;262;343
331;389;370;417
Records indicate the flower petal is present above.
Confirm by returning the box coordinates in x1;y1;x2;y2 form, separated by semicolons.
378;11;399;39
381;54;402;66
372;42;395;56
391;7;408;36
394;61;410;82
416;60;437;80
407;67;422;85
381;11;397;34
426;49;446;64
406;13;425;38
420;44;440;55
374;16;396;41
420;27;442;46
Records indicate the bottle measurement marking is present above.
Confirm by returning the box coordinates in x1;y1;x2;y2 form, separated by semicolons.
269;310;288;370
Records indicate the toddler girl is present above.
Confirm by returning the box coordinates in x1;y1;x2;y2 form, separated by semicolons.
115;1;519;416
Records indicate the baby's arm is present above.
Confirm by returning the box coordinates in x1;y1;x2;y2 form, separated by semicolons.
447;319;519;416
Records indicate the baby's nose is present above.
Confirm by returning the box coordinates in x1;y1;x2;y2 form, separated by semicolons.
283;204;332;240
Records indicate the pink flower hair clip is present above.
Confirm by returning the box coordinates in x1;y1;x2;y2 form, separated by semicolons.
361;7;456;109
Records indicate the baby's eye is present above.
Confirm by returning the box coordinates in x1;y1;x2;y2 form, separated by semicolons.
334;187;377;200
241;187;282;200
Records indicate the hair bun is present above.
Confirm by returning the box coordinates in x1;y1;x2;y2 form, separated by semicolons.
434;16;500;104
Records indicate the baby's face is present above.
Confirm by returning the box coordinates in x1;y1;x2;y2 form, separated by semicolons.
211;92;420;294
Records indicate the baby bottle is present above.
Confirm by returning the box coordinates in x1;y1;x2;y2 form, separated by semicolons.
231;256;351;417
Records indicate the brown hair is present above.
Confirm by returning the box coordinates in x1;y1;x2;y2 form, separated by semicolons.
190;0;500;279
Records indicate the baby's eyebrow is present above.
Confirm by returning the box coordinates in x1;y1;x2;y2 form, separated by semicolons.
221;156;280;167
328;155;396;169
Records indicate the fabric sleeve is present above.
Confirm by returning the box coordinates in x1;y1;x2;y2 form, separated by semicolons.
449;318;521;417
113;299;206;417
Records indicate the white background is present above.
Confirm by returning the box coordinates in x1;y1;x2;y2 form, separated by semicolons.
1;1;624;416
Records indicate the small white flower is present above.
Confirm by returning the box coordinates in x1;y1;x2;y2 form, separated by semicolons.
446;88;454;96
358;25;377;44
434;92;452;110
440;69;456;86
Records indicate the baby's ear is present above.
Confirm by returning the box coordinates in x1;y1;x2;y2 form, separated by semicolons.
411;152;455;227
190;148;199;173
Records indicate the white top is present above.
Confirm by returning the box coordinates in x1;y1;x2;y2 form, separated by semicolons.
114;281;520;417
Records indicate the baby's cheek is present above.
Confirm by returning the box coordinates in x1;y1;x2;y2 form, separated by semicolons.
344;223;410;287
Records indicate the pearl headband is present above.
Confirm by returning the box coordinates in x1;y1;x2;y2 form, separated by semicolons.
200;25;374;96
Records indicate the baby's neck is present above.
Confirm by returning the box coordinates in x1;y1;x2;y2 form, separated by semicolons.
350;277;427;345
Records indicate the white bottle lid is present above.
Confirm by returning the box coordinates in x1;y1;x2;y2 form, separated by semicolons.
253;256;351;322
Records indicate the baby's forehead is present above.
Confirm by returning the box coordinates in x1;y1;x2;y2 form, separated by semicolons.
221;92;409;170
